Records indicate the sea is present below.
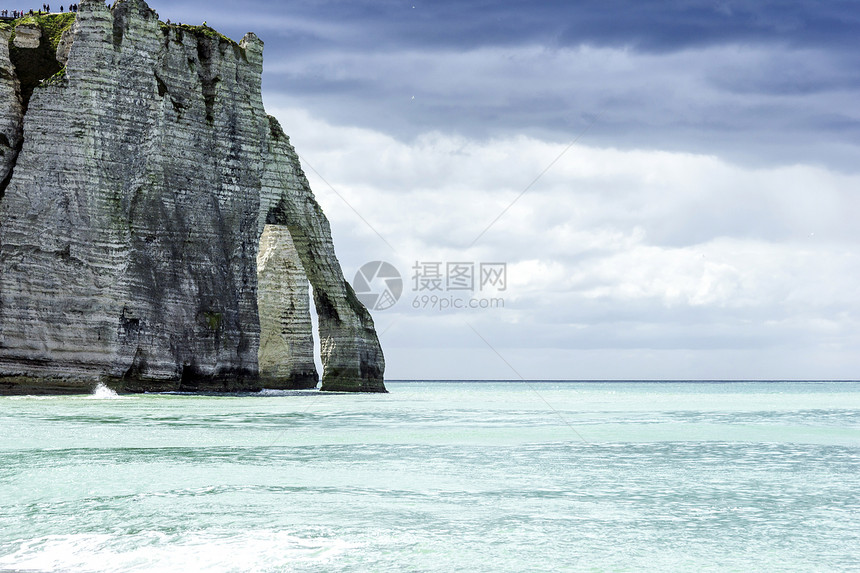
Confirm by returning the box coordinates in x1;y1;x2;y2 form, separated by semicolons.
1;380;858;572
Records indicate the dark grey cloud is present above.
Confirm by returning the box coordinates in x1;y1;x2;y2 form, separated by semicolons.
157;0;860;167
165;0;860;54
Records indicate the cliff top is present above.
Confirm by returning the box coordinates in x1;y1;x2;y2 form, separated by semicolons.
0;12;76;37
158;22;240;49
1;10;242;48
3;8;253;110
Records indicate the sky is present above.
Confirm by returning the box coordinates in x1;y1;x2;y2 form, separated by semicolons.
155;0;859;380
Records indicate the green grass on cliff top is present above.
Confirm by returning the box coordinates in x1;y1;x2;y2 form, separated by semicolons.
159;21;239;48
1;12;76;53
3;13;76;102
0;13;238;50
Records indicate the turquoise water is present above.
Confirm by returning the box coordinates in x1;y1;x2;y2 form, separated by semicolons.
1;381;859;572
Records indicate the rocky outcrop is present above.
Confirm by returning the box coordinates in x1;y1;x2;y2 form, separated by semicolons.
0;0;385;394
257;225;318;389
261;117;385;392
55;22;76;66
0;28;23;194
12;25;41;49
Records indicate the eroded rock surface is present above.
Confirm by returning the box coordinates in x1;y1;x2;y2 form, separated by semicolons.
12;25;41;49
257;224;318;389
0;28;23;194
0;0;385;394
261;117;385;392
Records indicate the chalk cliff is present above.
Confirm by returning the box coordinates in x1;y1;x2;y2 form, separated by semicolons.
0;0;385;393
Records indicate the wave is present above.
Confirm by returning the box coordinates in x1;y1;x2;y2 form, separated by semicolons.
89;383;121;400
0;529;356;572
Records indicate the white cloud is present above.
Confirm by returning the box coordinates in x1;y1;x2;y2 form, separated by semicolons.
266;105;860;379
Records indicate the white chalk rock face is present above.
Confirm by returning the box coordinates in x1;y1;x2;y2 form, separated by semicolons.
257;225;318;388
260;117;386;392
12;25;41;49
0;0;385;394
0;28;23;188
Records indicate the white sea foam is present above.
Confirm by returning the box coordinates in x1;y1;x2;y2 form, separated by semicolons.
256;388;293;397
0;530;356;572
256;388;320;396
90;383;121;399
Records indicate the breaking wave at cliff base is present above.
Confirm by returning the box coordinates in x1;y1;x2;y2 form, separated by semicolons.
90;383;120;399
